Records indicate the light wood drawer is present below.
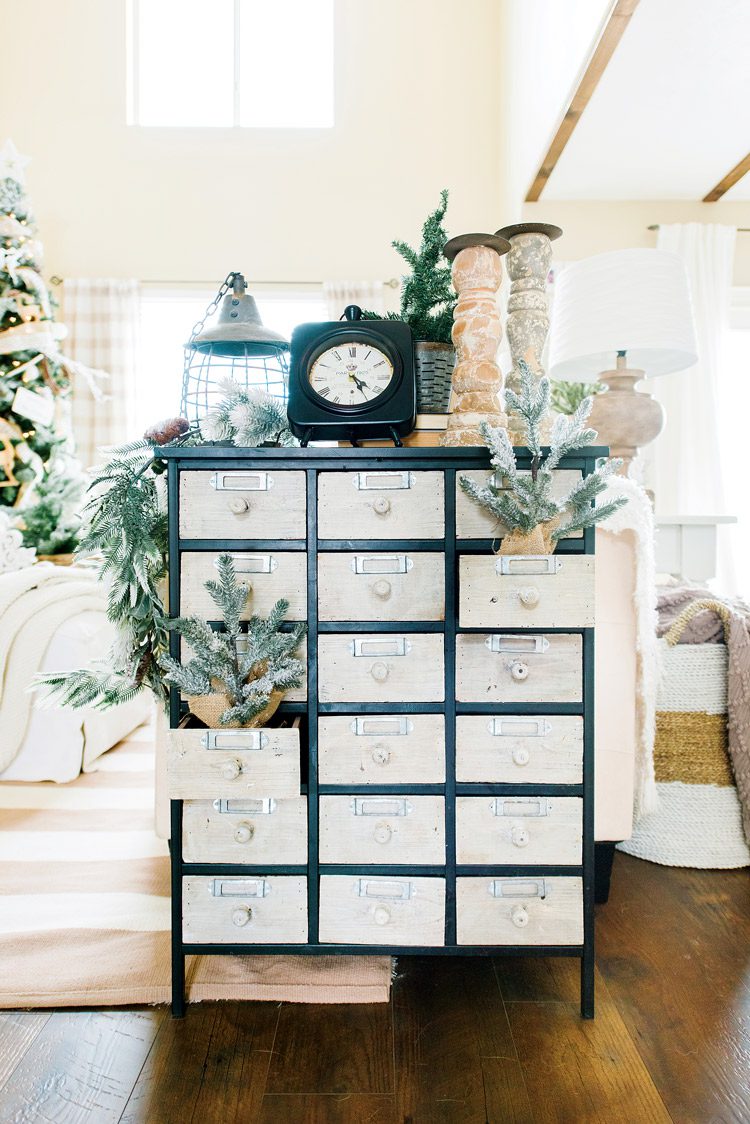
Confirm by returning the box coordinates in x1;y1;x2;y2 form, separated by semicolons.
318;552;445;622
456;634;582;703
456;796;582;865
456;470;581;540
456;715;583;784
179;470;306;540
456;876;583;946
167;727;300;800
319;795;444;864
180;551;306;620
182;797;307;864
319;714;445;784
318;633;445;703
459;554;594;629
318;471;444;539
183;875;307;944
319;875;445;946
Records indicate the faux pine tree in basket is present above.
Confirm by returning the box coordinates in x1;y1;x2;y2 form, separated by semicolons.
159;553;306;728
460;360;627;555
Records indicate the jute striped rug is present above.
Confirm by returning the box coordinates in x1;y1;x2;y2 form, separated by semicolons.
0;723;391;1007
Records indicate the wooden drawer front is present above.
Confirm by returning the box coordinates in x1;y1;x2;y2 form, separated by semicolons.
183;875;307;944
180;551;306;620
319;714;445;784
318;471;444;540
167;727;300;800
456;634;582;703
179;470;305;540
319;875;445;946
459;554;594;629
456;876;583;946
456;715;583;784
456;470;581;540
456;796;582;865
319;796;445;864
318;552;445;622
318;634;445;703
182;797;307;865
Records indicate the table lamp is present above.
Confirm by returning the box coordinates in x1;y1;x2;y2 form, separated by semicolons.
547;248;697;475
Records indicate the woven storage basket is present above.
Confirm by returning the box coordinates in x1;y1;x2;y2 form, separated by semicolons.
415;341;455;413
620;600;750;869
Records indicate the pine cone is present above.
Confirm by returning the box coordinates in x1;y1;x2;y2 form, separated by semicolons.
143;416;190;445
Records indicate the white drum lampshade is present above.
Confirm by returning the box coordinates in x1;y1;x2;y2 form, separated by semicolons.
547;249;698;476
548;248;697;380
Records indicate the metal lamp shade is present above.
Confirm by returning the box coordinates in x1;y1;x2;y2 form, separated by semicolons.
181;279;291;423
548;248;698;381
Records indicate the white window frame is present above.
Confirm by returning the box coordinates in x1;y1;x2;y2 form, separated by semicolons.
126;0;334;128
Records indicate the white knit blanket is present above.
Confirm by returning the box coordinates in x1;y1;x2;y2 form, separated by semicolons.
0;564;104;771
600;477;660;818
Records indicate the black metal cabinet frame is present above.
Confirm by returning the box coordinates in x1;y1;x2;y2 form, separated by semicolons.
163;446;603;1018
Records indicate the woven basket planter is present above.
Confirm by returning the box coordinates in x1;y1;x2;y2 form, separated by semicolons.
415;341;454;413
186;689;283;730
620;640;750;869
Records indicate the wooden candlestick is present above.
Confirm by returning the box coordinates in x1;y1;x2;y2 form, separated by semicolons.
496;222;562;444
441;233;510;447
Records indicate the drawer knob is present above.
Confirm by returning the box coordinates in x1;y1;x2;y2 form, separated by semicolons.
373;497;391;516
510;660;529;682
226;496;249;514
371;745;391;766
373;905;391;926
372;578;392;600
511;905;529;928
221;758;243;780
232;906;253;927
512;748;530;767
511;827;530;848
518;586;540;608
373;822;392;844
233;822;255;844
370;661;389;682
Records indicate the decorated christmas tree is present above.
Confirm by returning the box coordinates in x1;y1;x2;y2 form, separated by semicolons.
0;139;85;550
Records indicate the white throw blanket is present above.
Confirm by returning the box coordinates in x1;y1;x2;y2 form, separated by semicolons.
600;477;660;818
0;564;104;771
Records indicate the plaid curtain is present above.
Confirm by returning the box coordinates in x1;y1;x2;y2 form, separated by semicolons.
63;279;140;467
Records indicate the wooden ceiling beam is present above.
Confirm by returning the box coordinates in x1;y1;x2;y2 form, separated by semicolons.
703;152;750;202
525;0;640;203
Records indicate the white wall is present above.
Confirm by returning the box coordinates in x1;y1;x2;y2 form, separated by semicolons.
523;199;750;284
0;0;514;283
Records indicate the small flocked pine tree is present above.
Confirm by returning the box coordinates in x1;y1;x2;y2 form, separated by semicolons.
360;189;455;343
460;360;627;553
0;139;85;550
158;553;307;727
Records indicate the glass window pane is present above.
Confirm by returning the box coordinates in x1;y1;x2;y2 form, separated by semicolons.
136;0;234;127
239;0;334;128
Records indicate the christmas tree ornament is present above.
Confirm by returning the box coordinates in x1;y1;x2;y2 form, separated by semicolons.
181;272;290;423
496;222;562;445
441;233;510;447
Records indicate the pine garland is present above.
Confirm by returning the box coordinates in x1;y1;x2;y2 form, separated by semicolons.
159;553;306;727
360;189;455;344
460;360;627;543
201;376;298;447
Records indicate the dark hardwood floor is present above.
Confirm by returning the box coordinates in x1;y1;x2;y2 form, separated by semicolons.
1;852;748;1123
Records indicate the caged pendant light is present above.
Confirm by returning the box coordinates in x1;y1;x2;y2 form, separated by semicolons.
181;272;290;422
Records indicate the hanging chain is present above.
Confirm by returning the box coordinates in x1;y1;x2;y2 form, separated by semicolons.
187;271;239;346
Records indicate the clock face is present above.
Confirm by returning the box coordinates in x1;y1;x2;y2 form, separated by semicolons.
308;340;395;407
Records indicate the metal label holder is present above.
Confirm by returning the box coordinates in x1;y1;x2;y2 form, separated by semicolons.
212;798;277;815
210;878;271;897
485;635;549;654
201;730;269;751
356;879;414;900
496;556;562;575
353;471;414;491
352;555;412;574
487;717;552;737
351;716;412;737
351;637;411;657
210;471;273;492
489;879;547;899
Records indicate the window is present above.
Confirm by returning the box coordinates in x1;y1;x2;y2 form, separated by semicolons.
127;0;334;128
134;287;327;434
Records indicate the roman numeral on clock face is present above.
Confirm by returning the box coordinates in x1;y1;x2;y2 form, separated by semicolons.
332;350;341;361
318;385;331;397
348;346;356;358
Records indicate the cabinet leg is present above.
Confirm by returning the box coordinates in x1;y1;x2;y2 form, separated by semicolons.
171;949;185;1018
581;946;595;1019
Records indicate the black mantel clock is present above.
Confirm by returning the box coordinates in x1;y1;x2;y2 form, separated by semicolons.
287;305;416;446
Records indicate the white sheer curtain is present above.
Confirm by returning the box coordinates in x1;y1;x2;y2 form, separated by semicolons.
63;279;140;467
646;224;737;591
323;280;385;320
